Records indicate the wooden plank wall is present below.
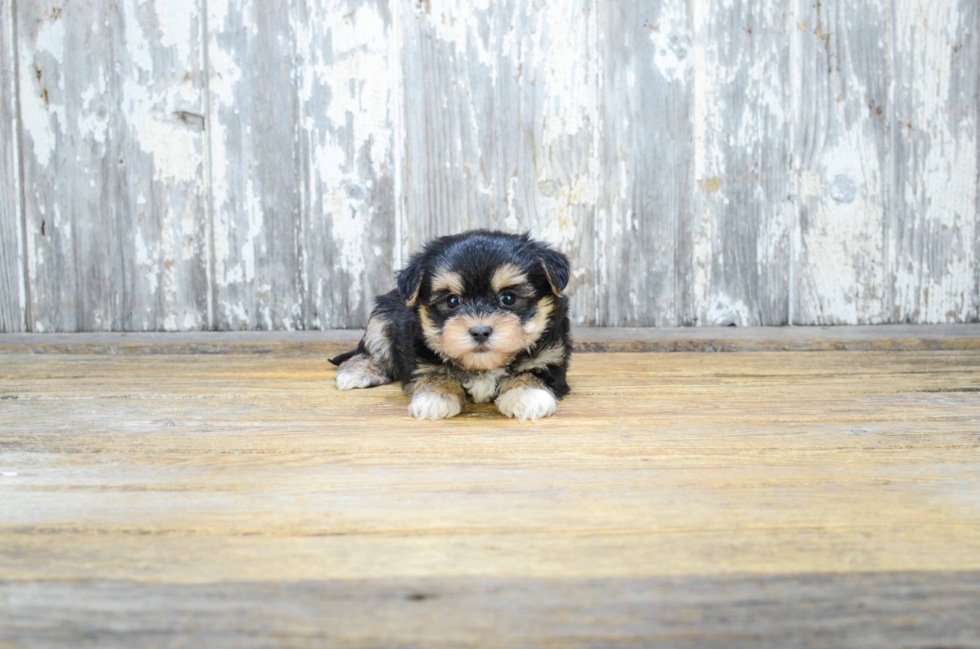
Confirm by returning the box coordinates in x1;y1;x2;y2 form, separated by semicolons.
0;0;25;332
0;0;977;331
15;0;210;332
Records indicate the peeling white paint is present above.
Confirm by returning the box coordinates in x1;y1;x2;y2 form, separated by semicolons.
120;0;201;183
155;1;194;64
505;175;520;232
537;174;594;253
135;235;158;297
893;0;978;323
706;296;752;327
9;0;978;331
305;0;395;318
648;1;690;83
19;16;65;166
76;83;108;145
426;0;496;82
691;0;720;323
207;45;242;107
206;0;241;300
799;133;887;323
0;0;24;331
131;114;200;183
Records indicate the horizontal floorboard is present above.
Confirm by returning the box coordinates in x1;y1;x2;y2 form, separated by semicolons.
2;572;979;648
2;350;979;645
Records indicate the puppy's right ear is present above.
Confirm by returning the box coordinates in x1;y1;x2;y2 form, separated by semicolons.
536;243;571;297
397;253;424;307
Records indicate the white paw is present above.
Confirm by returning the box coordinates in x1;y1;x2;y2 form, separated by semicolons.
496;387;556;422
335;369;373;390
335;356;390;390
408;390;463;420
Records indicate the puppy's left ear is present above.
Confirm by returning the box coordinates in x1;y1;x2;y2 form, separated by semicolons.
536;244;570;296
397;252;424;307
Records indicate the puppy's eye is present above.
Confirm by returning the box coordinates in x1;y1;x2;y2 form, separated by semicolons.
446;295;461;309
499;292;517;307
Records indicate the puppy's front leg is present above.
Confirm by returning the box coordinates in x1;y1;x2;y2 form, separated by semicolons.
495;374;557;422
407;372;466;420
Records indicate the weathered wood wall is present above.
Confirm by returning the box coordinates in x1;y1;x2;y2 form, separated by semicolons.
0;0;977;331
0;0;24;332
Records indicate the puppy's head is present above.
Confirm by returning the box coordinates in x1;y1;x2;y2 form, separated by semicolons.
397;231;570;371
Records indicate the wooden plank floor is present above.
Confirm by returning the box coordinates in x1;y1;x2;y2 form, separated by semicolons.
1;349;979;647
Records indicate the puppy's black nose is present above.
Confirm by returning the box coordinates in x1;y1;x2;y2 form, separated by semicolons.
469;325;492;344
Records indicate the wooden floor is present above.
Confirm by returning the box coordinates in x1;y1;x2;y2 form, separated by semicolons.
2;346;980;647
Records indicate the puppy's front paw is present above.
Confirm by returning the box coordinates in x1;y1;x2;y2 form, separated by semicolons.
496;387;556;422
408;389;463;420
335;355;391;390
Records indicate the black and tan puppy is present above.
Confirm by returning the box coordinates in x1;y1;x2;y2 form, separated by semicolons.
330;230;571;421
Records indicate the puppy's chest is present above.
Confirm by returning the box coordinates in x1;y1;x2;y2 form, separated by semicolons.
460;368;510;403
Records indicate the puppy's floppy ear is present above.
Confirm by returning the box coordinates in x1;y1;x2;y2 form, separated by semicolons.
397;252;424;307
536;243;570;296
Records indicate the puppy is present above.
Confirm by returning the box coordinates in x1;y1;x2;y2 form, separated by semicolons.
330;230;571;421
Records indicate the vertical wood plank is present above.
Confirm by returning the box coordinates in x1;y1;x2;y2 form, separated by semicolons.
207;0;394;330
17;0;97;331
596;0;692;327
294;0;396;329
689;0;794;326
0;0;25;331
400;0;596;325
892;0;978;323
793;0;892;324
18;0;210;332
113;0;211;331
206;0;303;330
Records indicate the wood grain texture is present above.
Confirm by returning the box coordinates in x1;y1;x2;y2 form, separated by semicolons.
892;0;978;323
1;350;979;644
295;0;396;329
0;0;24;332
400;0;596;325
690;0;794;326
1;1;978;331
107;0;211;332
17;0;210;332
596;0;692;327
794;0;891;324
2;573;979;648
16;0;94;332
206;0;304;330
207;0;394;330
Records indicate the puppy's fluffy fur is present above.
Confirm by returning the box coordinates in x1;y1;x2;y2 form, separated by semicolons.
330;230;571;421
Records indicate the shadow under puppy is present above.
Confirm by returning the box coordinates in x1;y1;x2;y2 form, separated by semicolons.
330;230;571;421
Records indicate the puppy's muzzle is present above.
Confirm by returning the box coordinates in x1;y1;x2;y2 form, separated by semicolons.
469;325;492;344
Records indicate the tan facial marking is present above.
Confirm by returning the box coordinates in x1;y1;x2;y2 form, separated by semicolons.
421;296;557;372
491;263;528;292
419;305;444;355
442;311;525;371
431;267;465;296
520;296;555;347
